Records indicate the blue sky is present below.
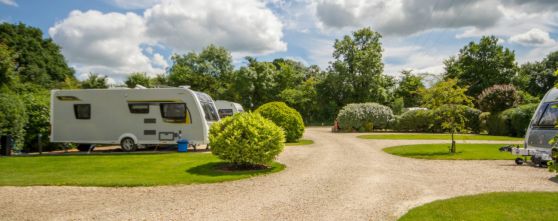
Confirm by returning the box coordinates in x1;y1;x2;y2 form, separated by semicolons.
1;0;557;83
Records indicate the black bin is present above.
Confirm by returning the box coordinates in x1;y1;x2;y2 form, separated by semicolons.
0;135;13;156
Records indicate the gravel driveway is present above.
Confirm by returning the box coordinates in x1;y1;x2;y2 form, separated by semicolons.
1;127;557;220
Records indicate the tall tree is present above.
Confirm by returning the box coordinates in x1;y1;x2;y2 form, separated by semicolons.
395;70;425;107
418;78;473;109
81;73;108;89
0;44;16;89
125;72;152;88
513;51;558;98
167;45;234;97
444;36;517;97
0;23;74;87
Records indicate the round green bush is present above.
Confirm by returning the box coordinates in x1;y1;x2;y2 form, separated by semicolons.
478;84;520;113
336;103;393;132
487;103;538;137
0;93;28;150
209;112;285;166
255;102;304;142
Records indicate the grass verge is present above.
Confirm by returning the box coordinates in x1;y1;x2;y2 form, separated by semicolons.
286;139;314;146
0;152;284;187
358;133;523;141
399;192;558;221
383;143;520;160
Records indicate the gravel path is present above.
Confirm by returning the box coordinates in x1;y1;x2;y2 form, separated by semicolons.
1;127;557;220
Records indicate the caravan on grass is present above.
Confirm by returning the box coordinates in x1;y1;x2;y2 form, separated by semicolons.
214;100;244;118
50;86;220;152
502;88;558;166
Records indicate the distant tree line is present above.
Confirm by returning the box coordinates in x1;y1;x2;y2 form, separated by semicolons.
1;22;558;151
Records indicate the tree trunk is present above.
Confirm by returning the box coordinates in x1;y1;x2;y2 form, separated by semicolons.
451;130;456;153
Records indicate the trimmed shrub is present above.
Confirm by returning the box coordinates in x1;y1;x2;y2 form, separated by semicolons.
487;104;538;137
477;84;520;113
210;112;285;166
396;109;433;132
255;102;304;142
336;103;394;132
20;92;51;152
0;93;28;150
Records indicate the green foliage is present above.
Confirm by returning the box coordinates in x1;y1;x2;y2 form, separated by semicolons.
517;90;540;104
395;70;424;107
336;103;393;132
0;44;17;88
168;44;234;98
255;102;305;142
279;77;319;123
514;51;558;98
125;72;152;88
477;84;519;112
20;91;51;152
396;109;432;132
81;73;108;89
0;93;28;149
209;112;285;166
0;23;74;87
444;36;517;97
419;79;473;109
389;97;405;115
487;104;538;137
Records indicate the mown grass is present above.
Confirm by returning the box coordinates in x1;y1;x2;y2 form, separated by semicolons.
0;153;284;187
358;133;523;141
399;192;558;221
383;143;520;160
285;139;314;146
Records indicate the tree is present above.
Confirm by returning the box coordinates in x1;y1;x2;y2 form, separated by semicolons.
0;44;16;90
418;78;473;109
435;105;467;153
230;57;277;109
167;45;234;97
514;51;558;98
395;70;425;107
81;73;108;89
279;77;318;123
125;72;152;88
0;23;74;87
444;36;517;97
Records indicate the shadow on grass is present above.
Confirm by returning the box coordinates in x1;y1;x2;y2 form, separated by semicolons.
186;162;285;177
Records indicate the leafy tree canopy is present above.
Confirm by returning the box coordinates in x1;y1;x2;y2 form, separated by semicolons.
81;73;108;89
419;78;473;109
395;70;425;107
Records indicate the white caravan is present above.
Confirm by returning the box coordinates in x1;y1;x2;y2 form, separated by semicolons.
214;100;244;118
50;86;220;152
502;88;558;165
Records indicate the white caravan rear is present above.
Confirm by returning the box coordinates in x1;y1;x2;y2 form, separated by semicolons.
503;88;558;165
50;86;220;151
214;100;244;118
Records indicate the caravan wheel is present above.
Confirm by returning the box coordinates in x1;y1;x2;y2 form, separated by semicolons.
120;138;137;152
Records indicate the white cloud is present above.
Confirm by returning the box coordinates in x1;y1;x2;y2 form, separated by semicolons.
49;10;162;79
49;0;287;82
110;0;159;9
144;0;286;55
0;0;17;6
509;28;556;46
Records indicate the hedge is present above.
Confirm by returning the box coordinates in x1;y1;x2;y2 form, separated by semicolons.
487;103;538;137
337;103;394;132
0;93;28;149
255;102;304;142
209;112;285;166
393;105;481;133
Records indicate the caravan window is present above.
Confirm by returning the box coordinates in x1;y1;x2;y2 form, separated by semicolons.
160;103;186;119
201;102;219;121
218;109;234;118
74;104;91;119
128;103;149;114
537;103;558;127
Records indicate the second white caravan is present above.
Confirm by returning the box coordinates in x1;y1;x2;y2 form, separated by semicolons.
214;100;244;118
50;86;220;151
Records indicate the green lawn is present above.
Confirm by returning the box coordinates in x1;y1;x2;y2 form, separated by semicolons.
358;133;523;141
0;153;284;187
286;139;314;146
399;192;558;221
383;143;520;160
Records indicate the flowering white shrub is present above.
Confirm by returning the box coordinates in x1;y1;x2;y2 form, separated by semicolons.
336;103;393;132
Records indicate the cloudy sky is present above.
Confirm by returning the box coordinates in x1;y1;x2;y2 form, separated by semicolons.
1;0;557;83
